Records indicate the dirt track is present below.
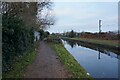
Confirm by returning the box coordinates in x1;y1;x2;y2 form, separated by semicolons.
24;41;69;78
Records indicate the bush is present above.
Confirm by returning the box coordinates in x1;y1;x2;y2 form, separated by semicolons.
2;14;34;73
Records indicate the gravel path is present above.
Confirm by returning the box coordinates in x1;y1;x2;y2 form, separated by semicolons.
24;41;69;78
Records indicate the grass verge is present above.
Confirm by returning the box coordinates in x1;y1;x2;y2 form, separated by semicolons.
63;37;119;48
49;42;92;79
2;43;37;78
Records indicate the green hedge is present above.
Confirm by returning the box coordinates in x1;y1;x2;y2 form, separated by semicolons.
2;14;34;73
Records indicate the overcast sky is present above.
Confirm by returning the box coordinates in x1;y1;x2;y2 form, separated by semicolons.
46;1;118;33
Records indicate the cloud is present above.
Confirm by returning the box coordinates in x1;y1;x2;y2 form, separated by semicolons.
54;8;76;16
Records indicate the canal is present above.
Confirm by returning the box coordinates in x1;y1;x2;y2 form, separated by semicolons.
62;39;119;78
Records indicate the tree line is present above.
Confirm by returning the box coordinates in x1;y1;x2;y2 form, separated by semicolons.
62;30;119;40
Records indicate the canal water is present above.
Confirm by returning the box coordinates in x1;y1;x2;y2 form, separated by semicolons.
62;39;119;78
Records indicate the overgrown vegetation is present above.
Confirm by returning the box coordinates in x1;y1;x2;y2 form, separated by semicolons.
2;45;36;78
38;29;50;40
2;1;54;77
49;42;92;79
2;14;34;73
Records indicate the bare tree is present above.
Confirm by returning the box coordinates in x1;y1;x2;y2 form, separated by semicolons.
2;0;55;30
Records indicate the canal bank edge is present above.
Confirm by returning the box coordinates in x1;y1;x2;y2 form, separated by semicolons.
62;37;119;52
49;42;93;79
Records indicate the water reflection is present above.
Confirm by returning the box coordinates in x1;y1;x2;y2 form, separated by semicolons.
63;39;119;60
62;39;119;78
98;50;101;60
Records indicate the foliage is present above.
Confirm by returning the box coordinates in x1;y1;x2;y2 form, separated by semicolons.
38;29;44;40
2;14;34;73
2;47;36;78
38;29;50;40
63;30;76;38
69;30;75;38
2;1;54;74
45;31;50;36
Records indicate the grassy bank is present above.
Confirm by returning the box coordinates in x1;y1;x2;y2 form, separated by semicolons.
62;37;119;49
2;43;37;78
49;42;92;79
